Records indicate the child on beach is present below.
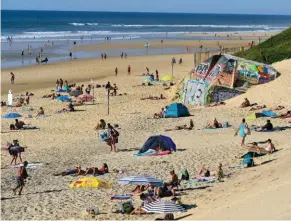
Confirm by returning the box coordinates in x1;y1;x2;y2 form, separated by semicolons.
13;161;28;195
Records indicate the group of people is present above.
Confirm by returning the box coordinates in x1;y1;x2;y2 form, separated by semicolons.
53;163;109;176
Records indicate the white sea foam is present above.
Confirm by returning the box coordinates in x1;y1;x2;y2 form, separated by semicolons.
69;23;85;26
111;24;287;29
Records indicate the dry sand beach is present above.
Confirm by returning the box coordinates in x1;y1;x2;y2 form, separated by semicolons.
1;41;291;220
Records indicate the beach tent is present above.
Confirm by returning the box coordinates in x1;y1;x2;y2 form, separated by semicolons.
138;135;176;154
77;94;93;102
180;54;277;105
164;103;190;118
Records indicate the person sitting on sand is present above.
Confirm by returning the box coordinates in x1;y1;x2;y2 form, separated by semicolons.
10;119;25;130
36;107;44;117
261;119;273;131
155;183;175;198
240;98;250;108
206;118;220;129
94;119;106;130
99;163;109;174
216;163;224;181
130;193;154;215
249;105;266;111
154;108;165;119
110;84;118;96
66;102;75;112
246;139;276;154
1;101;6;107
53;167;85;176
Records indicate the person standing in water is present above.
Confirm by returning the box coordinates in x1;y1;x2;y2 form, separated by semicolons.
13;161;28;195
69;52;72;60
10;72;15;84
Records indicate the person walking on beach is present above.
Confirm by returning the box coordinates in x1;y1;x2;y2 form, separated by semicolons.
124;53;127;59
115;67;118;76
13;161;28;196
155;69;159;81
120;52;123;59
101;53;104;60
107;123;119;152
10;72;15;84
235;118;250;146
104;53;107;60
127;65;131;75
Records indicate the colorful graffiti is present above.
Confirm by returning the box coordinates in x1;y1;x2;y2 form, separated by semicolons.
195;63;210;78
209;88;242;103
237;61;275;84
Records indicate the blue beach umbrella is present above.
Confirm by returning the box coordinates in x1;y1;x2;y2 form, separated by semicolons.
118;175;163;185
56;96;72;102
2;112;22;119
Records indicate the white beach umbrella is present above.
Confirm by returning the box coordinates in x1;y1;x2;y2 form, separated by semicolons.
118;175;163;185
143;200;185;214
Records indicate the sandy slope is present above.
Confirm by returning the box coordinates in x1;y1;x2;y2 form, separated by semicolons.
1;53;291;220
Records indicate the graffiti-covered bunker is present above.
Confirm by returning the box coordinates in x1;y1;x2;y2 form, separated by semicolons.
180;54;277;105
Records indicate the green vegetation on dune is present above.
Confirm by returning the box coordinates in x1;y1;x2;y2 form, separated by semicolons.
235;27;291;64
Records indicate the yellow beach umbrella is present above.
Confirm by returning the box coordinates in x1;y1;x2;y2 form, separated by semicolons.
161;75;174;81
69;177;112;189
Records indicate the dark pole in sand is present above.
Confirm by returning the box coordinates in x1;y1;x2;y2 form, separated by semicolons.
107;89;110;115
91;78;94;104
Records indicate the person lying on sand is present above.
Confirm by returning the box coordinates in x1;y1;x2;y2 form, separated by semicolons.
206;118;221;129
273;110;291;119
269;105;284;111
165;119;194;131
243;140;276;154
36;107;45;117
206;101;226;107
53;167;85;176
141;94;166;100
198;166;218;177
84;163;109;176
249;105;266;111
94;119;106;130
42;93;59;99
15;98;25;107
239;98;250;108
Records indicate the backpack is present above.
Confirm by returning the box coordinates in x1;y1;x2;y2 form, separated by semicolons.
181;169;189;181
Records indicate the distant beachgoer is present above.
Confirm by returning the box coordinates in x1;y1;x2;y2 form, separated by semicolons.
13;161;28;195
155;70;159;81
69;52;72;60
128;65;131;75
36;56;39;65
261;120;273;131
8;140;25;165
94;119;106;130
59;78;64;88
249;105;266;111
105;82;111;92
240;98;250;108
115;67;118;76
235;118;249;146
104;53;107;60
120;52;123;58
36;107;45;117
101;53;104;60
124;53;127;59
10;72;15;84
107;123;119;152
21;49;24;57
146;67;149;74
53;167;84;176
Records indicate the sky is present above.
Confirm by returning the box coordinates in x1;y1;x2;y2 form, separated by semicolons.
2;0;291;15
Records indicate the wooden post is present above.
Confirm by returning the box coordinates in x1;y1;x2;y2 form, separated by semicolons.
107;89;110;115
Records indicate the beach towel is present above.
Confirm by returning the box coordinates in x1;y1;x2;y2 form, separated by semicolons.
111;194;133;200
261;110;277;117
134;150;171;157
187;179;216;185
9;162;43;169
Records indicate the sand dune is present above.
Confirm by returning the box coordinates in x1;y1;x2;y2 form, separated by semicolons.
1;54;290;220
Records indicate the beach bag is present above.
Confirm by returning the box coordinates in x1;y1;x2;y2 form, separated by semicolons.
223;121;229;128
120;201;133;214
244;125;251;135
181;169;189;181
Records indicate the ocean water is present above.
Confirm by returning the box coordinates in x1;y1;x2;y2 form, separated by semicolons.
1;10;291;69
2;10;291;41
